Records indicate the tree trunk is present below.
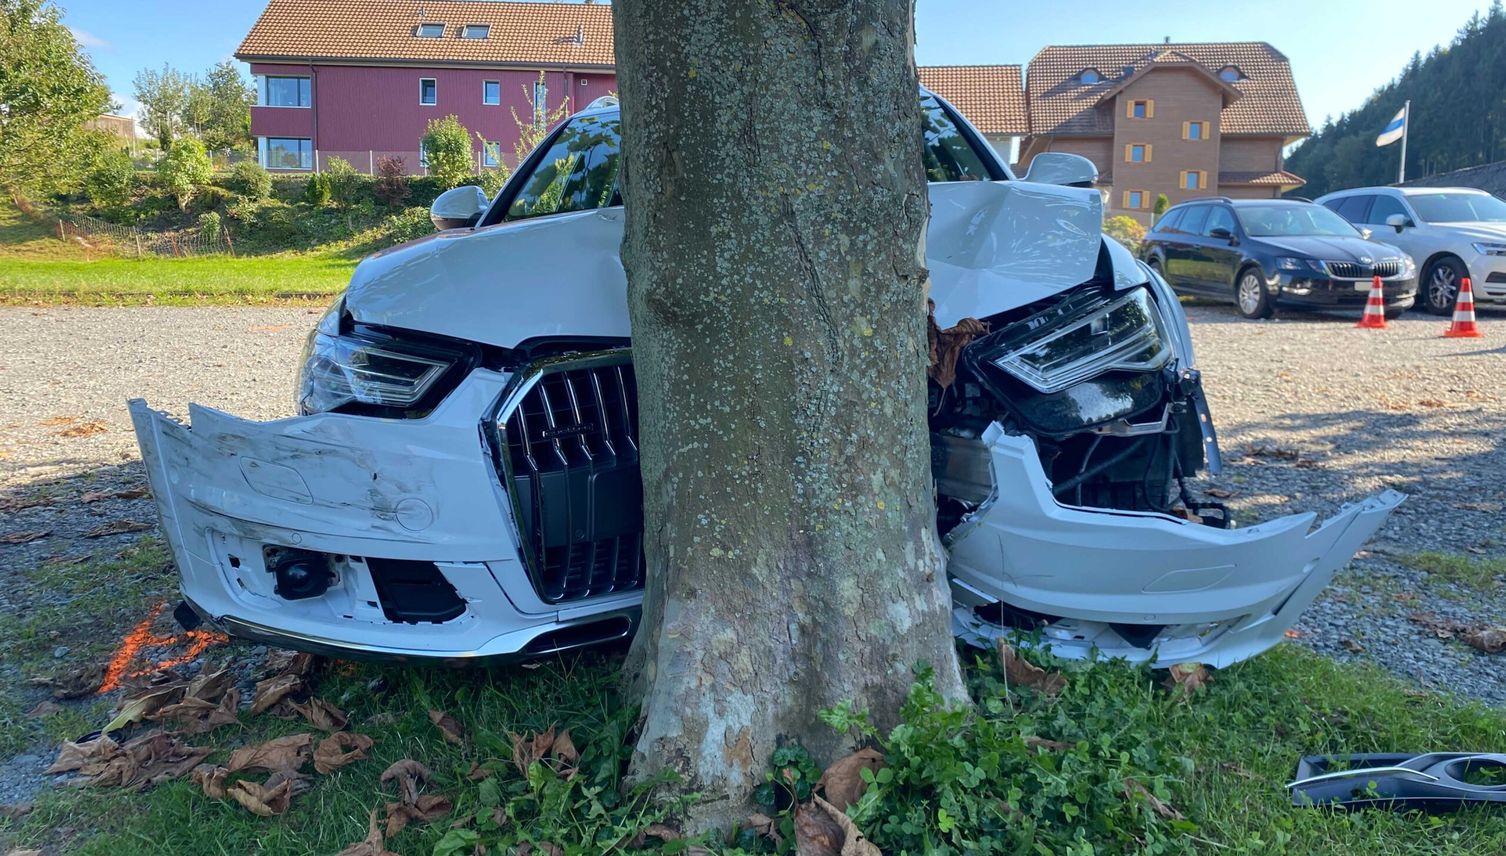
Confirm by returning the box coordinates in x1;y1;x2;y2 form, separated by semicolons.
613;0;967;829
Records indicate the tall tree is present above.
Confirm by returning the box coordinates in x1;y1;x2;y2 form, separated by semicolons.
0;0;110;203
195;60;254;153
613;0;965;829
133;63;190;148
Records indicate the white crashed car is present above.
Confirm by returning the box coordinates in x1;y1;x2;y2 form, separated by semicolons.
130;92;1401;668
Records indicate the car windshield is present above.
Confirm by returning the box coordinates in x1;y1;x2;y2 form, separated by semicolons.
1408;192;1506;223
1235;204;1359;238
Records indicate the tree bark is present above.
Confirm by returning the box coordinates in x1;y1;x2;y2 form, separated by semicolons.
613;0;967;830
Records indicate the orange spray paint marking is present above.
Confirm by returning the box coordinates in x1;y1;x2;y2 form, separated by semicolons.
95;602;229;694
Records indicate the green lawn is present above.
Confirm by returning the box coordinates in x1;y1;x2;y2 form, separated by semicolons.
0;254;356;305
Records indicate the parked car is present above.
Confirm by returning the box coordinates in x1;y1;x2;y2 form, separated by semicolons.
1316;186;1506;315
129;92;1400;670
1140;198;1417;319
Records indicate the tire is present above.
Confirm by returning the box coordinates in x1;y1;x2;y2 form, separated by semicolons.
1421;256;1468;316
1234;268;1274;319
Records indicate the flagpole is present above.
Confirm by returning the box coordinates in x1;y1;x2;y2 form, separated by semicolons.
1398;100;1410;183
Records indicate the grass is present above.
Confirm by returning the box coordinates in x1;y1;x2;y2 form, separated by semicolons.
1400;551;1506;591
0;201;356;306
0;642;1503;855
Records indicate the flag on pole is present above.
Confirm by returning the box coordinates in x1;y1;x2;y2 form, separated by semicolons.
1376;106;1408;147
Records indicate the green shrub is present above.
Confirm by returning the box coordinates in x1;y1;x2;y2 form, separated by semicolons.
421;115;475;189
228;160;271;200
381;206;436;245
197;210;222;243
1104;214;1147;255
84;148;138;211
325;156;360;207
303;171;332;206
157;137;214;210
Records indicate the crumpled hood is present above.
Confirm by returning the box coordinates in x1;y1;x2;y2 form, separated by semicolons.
1260;235;1408;261
343;180;1124;349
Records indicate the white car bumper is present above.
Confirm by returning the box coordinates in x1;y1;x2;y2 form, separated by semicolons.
127;369;640;662
1465;251;1506;302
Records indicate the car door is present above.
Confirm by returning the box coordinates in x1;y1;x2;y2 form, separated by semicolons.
1191;205;1243;290
1164;205;1210;291
1363;193;1424;260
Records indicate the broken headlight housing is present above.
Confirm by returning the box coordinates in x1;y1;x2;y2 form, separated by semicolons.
986;286;1171;394
296;301;471;416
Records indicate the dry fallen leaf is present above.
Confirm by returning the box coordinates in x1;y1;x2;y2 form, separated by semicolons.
249;673;303;715
1163;663;1211;698
509;726;557;775
380;759;432;806
795;800;846;856
1123;777;1185;821
226;733;313;774
191;763;231;799
1340;638;1366;654
50;730;211;790
80;487;150;503
996;641;1067;696
156;689;242;735
1023;735;1073;754
27;701;62;719
336;809;401;856
818;748;885;811
34;663;106;699
814;795;883;856
83;520;153;538
552;728;579;766
261;649;318;679
314;732;375;774
0;803;33;819
383;793;453;837
289;696;348;730
229;774;294;817
104;685;185;734
1;530;51;545
57;419;108;438
1204;487;1237;499
1463;627;1506;654
428;709;465;745
744;813;784;848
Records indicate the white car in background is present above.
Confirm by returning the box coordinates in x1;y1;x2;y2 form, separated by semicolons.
127;93;1401;669
1317;186;1506;314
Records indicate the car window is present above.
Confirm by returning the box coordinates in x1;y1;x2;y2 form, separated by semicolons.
1366;194;1410;225
919;95;992;183
1407;192;1506;223
1332;195;1373;224
1154;207;1185;234
505;113;622;222
1179;205;1210;236
1203;206;1237;237
1236;204;1361;237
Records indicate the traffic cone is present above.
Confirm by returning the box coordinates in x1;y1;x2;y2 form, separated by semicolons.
1356;275;1388;329
1443;277;1484;338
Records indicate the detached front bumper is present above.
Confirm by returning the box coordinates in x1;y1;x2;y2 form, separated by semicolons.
949;425;1403;668
127;371;640;662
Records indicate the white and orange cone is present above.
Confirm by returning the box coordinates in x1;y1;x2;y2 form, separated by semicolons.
1356;275;1388;329
1443;276;1484;338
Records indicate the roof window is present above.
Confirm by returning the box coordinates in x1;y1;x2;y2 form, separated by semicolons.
1219;65;1245;82
416;22;444;38
461;24;490;39
1078;68;1102;84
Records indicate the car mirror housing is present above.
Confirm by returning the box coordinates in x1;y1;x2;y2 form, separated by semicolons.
431;186;489;231
1023;153;1099;188
1385;212;1412;232
1208;226;1234;242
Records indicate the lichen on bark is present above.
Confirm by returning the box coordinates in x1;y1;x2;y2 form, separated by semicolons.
613;0;967;829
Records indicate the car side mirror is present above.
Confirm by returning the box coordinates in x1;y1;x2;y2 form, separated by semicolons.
1385;213;1412;233
430;186;489;231
1022;152;1098;187
1208;226;1235;242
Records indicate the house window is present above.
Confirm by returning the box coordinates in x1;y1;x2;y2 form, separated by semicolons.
1183;120;1209;141
481;140;499;168
419;141;429;169
1219;66;1244;82
416;23;444;38
483;80;500;105
260;137;313;170
1123;190;1151;210
420;78;437;105
260;75;311;108
461;24;490;39
1127;99;1154;119
1181;170;1207;190
1125;143;1151;163
532;80;549;120
1078;68;1102;84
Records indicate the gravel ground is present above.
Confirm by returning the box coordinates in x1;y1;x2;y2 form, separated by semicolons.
0;302;1502;803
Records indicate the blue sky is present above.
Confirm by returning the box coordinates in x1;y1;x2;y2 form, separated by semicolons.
61;0;1496;132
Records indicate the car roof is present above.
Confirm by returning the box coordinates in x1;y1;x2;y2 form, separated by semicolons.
1319;185;1490;199
1165;197;1314;211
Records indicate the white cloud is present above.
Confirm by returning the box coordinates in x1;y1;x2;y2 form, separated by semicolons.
68;26;111;51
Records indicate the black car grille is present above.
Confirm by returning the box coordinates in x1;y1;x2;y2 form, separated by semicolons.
1325;259;1403;279
497;355;645;604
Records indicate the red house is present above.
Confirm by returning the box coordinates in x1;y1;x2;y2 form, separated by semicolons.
237;0;1027;175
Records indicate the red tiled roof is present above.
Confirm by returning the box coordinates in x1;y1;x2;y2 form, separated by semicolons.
238;0;615;67
919;65;1027;136
1026;42;1309;138
1220;169;1306;188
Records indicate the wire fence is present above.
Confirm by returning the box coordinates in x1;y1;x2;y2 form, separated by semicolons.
56;214;236;258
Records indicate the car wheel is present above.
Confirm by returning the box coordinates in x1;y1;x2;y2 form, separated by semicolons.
1422;257;1467;315
1235;269;1274;319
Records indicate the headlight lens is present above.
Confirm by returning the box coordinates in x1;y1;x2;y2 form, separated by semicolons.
295;302;460;415
1471;242;1506;257
1277;256;1323;272
989;287;1172;394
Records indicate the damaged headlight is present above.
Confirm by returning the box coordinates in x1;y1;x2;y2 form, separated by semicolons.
987;287;1172;394
296;301;466;416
